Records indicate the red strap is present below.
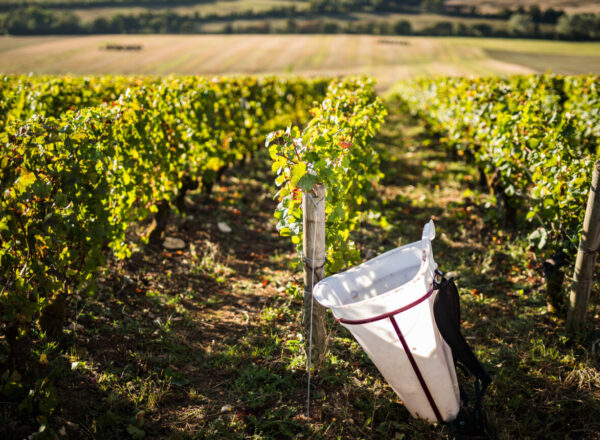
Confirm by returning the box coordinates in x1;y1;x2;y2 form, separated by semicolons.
336;286;434;325
389;315;443;423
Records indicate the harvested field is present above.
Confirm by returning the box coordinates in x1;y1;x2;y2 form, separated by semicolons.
1;35;599;89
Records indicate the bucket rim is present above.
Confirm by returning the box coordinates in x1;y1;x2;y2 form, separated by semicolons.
313;237;435;311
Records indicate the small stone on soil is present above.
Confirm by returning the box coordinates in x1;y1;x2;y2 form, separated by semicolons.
163;237;186;250
217;222;232;233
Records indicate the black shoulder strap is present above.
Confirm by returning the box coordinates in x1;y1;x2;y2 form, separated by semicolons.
433;275;495;439
433;276;491;388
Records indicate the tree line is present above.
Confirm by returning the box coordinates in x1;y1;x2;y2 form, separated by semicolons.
0;0;215;12
1;6;599;40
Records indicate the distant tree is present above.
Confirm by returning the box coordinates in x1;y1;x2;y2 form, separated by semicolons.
4;7;51;34
90;17;108;33
359;21;375;34
556;13;599;40
497;7;512;20
540;7;564;24
556;14;576;39
309;0;343;14
507;13;534;36
526;5;541;33
527;5;542;23
423;21;453;35
393;19;411;35
322;21;339;33
371;0;386;12
453;22;468;36
180;20;195;34
110;14;127;34
469;23;492;37
421;0;445;13
375;21;391;35
285;18;297;33
3;6;83;35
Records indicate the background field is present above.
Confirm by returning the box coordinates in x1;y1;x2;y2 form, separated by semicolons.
445;0;600;14
1;35;600;89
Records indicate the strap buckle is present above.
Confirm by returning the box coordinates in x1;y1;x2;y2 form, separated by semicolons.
433;268;445;289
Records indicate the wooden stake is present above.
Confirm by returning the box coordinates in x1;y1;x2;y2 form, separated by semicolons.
303;184;328;370
567;160;600;332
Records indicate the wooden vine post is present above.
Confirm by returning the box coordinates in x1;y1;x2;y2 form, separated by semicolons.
303;184;328;370
567;160;600;332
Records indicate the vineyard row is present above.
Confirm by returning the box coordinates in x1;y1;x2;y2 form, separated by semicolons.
0;75;331;355
393;73;600;257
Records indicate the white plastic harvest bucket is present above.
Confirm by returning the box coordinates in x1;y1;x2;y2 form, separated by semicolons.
313;220;460;423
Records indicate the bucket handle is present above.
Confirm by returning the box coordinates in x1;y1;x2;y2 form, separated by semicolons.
422;220;436;242
421;220;436;263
